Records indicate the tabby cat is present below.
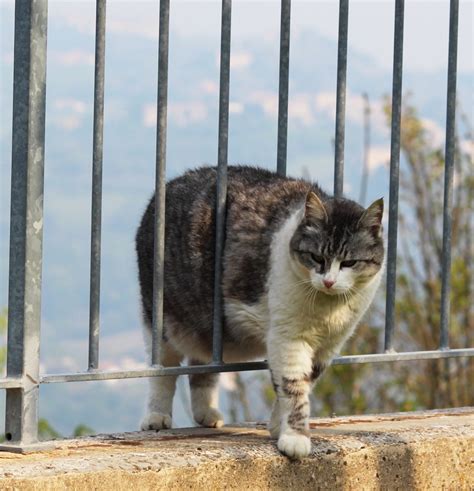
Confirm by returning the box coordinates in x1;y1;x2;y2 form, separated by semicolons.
136;165;385;459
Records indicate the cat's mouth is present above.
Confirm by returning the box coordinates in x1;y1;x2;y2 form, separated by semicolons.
315;285;351;297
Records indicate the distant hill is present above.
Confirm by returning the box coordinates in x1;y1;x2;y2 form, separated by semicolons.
0;9;472;435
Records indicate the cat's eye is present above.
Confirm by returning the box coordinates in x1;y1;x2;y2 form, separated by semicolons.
340;260;357;268
310;253;324;265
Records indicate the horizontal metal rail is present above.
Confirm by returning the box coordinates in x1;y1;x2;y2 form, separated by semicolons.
0;378;23;390
2;347;473;389
37;348;474;385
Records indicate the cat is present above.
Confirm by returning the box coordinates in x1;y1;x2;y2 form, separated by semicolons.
135;165;385;459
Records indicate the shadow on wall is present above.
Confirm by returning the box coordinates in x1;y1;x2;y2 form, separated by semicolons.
250;429;416;490
350;432;416;490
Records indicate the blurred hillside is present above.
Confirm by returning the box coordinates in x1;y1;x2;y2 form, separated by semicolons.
0;2;472;435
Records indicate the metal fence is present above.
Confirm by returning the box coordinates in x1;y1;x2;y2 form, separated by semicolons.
1;0;473;452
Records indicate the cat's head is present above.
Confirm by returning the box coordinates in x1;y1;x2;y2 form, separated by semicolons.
289;192;385;295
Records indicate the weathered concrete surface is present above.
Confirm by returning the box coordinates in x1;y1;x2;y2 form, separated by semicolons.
0;408;472;490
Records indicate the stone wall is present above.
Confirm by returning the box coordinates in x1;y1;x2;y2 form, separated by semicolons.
0;408;472;490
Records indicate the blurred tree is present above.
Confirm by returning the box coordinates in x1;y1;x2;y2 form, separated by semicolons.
259;96;473;417
38;418;61;440
381;96;473;409
72;424;95;437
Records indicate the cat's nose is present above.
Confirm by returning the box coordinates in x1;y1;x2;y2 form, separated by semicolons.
323;279;335;289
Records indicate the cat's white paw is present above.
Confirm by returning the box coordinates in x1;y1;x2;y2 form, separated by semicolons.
277;432;311;459
194;408;224;428
141;412;172;431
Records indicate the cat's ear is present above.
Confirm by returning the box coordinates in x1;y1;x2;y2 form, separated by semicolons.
305;191;328;223
358;198;384;236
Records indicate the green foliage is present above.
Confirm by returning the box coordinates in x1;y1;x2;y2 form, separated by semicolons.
73;424;95;437
37;420;95;440
313;323;380;416
259;372;276;409
38;418;61;440
386;96;473;408
0;308;7;370
0;308;6;332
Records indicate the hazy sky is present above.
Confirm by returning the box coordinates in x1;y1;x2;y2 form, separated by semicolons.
33;0;474;74
0;0;472;434
2;1;472;71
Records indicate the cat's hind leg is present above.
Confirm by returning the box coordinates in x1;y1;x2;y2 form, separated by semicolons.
141;326;183;431
188;360;224;428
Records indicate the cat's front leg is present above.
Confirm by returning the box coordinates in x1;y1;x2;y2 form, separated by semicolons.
267;335;314;459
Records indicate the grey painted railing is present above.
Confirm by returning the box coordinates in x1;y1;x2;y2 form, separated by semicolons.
1;0;472;451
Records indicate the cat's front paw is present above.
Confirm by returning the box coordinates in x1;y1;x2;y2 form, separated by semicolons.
141;412;172;431
194;408;224;428
277;432;311;459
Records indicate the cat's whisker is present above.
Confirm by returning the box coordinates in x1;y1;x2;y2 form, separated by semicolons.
303;287;316;307
339;291;348;304
310;288;320;306
348;288;369;306
302;285;319;309
289;279;314;288
348;286;366;300
345;290;357;303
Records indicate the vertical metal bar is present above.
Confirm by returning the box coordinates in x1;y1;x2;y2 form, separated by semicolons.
151;0;170;366
276;0;291;177
212;0;232;364
440;0;459;350
5;0;48;445
88;0;106;371
333;0;349;197
359;93;370;206
384;0;405;352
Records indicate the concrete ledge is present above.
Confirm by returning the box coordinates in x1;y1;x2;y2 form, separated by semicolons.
0;408;472;490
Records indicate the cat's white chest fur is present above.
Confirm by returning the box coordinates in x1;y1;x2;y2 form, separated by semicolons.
225;206;382;365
